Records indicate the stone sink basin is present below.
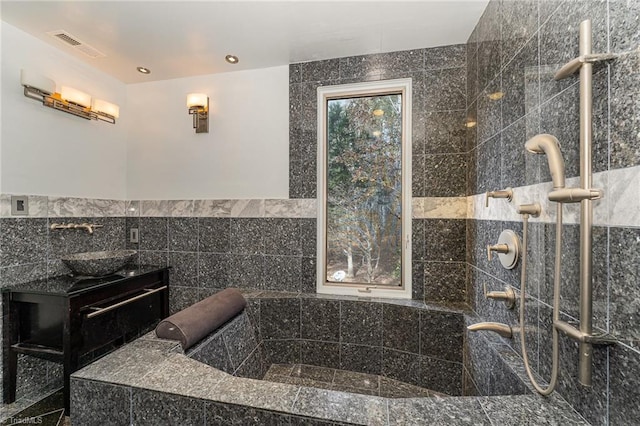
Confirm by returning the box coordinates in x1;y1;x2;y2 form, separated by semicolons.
61;249;137;277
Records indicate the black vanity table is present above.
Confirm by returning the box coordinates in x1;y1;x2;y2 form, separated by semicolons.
2;266;170;414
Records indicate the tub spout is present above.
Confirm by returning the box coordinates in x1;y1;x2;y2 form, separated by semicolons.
467;322;513;338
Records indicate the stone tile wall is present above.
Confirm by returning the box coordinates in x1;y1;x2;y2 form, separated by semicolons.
466;1;640;425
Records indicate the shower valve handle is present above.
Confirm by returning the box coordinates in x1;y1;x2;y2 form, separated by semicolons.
485;187;513;207
483;282;517;310
487;243;509;261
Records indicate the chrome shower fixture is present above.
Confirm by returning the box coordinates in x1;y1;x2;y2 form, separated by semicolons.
525;134;566;189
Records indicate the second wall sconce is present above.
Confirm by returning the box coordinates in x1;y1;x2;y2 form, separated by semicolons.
20;69;119;124
186;93;209;133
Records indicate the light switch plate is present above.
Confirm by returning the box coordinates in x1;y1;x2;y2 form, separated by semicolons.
11;195;29;215
130;228;139;244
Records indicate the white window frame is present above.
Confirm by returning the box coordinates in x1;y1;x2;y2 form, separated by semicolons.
316;79;412;299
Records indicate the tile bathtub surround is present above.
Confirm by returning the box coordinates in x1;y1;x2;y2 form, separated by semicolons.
467;1;640;425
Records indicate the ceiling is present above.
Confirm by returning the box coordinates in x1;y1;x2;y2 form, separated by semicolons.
1;1;489;84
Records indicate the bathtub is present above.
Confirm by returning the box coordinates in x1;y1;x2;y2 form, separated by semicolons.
70;291;588;425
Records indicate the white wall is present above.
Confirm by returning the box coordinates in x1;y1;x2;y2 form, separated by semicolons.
0;22;128;199
126;66;289;200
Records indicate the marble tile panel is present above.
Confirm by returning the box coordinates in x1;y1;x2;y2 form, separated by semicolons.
230;199;266;218
263;339;301;365
260;298;301;340
424;261;467;304
193;199;233;217
140;200;170;217
0;194;48;218
607;165;640;227
206;402;289;426
300;340;340;370
424;67;466;112
340;344;382;375
265;199;317;218
382;304;419;354
0;218;48;267
420;311;464;362
291;387;387;426
125;200;140;217
168;217;198;252
340;301;382;346
423;219;467;262
131;388;205;425
424;44;466;71
424;153;467;197
48;197;125;217
388;396;490;425
301;298;340;342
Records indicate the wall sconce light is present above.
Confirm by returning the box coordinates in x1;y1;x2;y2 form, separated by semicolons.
186;93;209;133
20;69;119;124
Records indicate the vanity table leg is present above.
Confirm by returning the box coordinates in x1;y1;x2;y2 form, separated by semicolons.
63;299;81;415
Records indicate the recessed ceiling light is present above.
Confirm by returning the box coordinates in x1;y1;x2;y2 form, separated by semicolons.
488;91;504;101
372;109;384;117
465;120;477;128
225;55;239;64
136;66;151;74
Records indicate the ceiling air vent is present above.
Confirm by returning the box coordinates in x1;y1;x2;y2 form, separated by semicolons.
46;30;106;58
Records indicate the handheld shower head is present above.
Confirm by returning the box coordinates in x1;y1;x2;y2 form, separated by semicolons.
525;134;565;189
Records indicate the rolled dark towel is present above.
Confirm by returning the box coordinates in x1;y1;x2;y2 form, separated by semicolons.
155;288;247;349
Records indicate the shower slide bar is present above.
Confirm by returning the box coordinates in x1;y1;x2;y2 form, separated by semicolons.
552;19;618;387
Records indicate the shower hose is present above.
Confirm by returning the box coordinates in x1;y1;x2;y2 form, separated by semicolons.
519;203;562;395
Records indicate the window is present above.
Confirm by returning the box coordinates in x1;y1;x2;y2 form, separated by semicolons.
317;79;412;298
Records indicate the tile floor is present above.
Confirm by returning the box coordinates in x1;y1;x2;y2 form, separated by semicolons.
263;364;449;398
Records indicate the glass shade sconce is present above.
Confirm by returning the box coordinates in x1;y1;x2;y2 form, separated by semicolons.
20;69;119;124
187;93;209;133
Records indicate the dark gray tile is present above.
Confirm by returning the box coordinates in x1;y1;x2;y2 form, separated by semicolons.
168;251;198;287
301;58;340;83
388;396;490;425
299;219;317;257
501;33;539;130
411;261;425;301
340;344;381;375
379;376;431;398
263;339;301;365
424;44;466;70
199;252;230;290
420;355;463;396
230;219;264;255
610;51;640;169
339;54;384;80
188;332;234;374
264;218;301;256
412;154;425;197
301;340;340;370
301;298;340;341
424;110;467;154
501;0;538;67
206;402;289;425
610;0;640;52
139;217;168;251
424;67;466;112
609;227;640;342
609;344;640;426
290;159;317;199
423;219;466;262
383;304;419;354
261;298;301;340
198;218;230;253
500;117;528;188
138;250;168;268
132;388;204;425
424;261;467;304
382;348;421;386
340;301;382;346
420;311;464;362
477;78;503;144
0;218;48;266
235;345;268;380
48;217;94;257
70;379;130;425
169;286;200;315
92;217;126;252
290;63;302;84
230;254;264;289
168;217;198;252
291;364;335;383
424;153;467;197
475;134;501;194
333;369;379;391
222;313;259;370
262;255;301;292
378;50;424;78
292;387;387;425
479;394;589;426
301;257;317;294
